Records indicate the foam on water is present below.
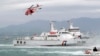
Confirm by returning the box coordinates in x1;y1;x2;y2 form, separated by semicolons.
27;50;85;55
0;44;100;56
0;48;93;56
0;44;13;47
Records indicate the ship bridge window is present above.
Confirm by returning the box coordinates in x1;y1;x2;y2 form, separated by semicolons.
48;35;57;37
69;29;79;32
62;32;69;34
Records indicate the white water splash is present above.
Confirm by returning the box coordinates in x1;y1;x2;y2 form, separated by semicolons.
0;44;13;46
27;50;85;55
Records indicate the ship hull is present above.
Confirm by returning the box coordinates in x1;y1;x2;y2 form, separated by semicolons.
14;40;61;46
13;39;85;46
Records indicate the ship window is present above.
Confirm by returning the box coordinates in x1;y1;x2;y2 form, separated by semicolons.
62;32;69;34
24;41;26;44
17;41;19;44
59;32;61;34
20;41;22;44
48;35;57;37
69;29;79;32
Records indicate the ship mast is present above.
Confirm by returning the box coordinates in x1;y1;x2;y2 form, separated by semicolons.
50;21;57;32
50;21;55;32
67;20;73;29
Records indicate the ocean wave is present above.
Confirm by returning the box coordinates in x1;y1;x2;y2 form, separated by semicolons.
0;44;13;46
0;48;29;52
13;46;93;49
0;49;19;52
27;50;84;55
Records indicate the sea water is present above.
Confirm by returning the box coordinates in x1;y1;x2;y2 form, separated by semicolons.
0;45;89;56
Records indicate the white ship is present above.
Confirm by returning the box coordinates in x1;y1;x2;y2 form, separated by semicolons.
13;21;87;46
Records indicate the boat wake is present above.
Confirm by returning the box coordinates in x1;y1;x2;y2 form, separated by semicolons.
0;44;99;56
0;44;13;47
27;50;84;55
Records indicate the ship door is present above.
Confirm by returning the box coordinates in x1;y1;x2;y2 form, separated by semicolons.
62;41;67;46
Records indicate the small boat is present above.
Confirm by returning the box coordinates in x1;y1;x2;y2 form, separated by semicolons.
84;48;100;55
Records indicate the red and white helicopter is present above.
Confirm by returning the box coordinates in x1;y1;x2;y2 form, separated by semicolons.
25;4;42;16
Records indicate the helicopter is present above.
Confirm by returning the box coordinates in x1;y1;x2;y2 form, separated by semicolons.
25;4;42;16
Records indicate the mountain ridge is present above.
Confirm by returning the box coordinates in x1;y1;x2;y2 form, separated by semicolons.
0;17;100;36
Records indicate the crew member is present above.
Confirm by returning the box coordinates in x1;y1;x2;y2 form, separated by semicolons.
93;47;98;52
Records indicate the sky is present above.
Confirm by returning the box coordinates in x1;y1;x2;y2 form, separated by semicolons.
0;0;100;28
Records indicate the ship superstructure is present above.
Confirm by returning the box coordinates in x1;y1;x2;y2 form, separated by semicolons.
67;20;82;38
